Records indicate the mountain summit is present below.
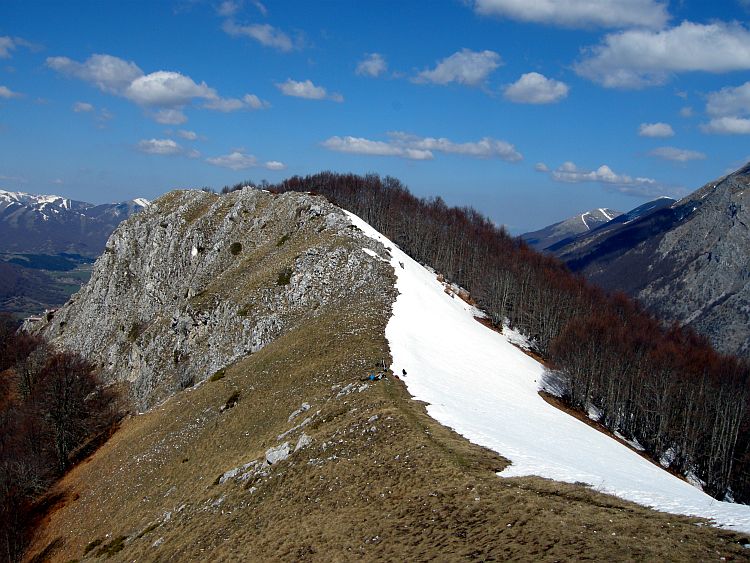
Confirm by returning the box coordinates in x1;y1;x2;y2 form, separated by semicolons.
521;207;622;251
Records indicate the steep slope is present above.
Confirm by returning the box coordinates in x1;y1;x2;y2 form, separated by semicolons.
25;189;750;561
553;164;750;358
35;188;391;410
521;207;622;251
0;189;148;256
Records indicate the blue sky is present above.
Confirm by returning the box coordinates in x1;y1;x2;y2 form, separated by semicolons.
1;0;750;232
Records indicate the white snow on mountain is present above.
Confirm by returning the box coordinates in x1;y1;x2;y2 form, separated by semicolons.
348;210;750;535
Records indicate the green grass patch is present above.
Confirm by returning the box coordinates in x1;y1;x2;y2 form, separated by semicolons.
209;369;226;382
95;535;127;558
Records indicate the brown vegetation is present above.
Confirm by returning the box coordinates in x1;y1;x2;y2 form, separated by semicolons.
0;314;121;561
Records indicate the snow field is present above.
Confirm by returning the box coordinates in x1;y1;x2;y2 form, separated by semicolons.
347;210;750;534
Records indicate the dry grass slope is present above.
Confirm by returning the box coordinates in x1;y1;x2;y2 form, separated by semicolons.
26;300;750;560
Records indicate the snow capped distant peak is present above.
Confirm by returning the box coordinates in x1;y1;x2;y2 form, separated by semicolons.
0;189;69;208
133;197;151;207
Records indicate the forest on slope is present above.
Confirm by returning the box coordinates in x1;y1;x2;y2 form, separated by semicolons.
246;172;750;505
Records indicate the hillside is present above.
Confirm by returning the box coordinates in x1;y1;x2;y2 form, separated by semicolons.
521;207;622;252
552;164;750;359
25;186;750;561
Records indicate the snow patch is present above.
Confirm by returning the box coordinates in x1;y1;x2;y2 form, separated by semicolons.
345;209;750;534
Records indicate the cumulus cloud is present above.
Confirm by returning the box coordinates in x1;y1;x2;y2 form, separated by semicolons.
701;116;750;135
206;149;284;170
356;53;387;77
503;72;569;104
276;78;343;101
414;49;501;87
638;122;674;137
222;20;294;52
534;162;550;172
648;146;706;162
706;81;750;117
72;101;94;112
136;138;184;155
701;81;750;134
538;161;669;196
575;21;750;88
203;93;269;111
322;136;434;160
0;85;21;99
472;0;669;29
177;129;198;140
47;54;144;94
47;52;262;123
152;108;188;125
322;132;522;162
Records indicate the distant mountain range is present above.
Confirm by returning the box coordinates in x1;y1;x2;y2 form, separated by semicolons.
521;207;622;252
0;189;148;318
0;189;149;257
524;163;750;359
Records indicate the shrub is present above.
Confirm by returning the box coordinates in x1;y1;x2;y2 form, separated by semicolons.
229;242;242;255
209;369;226;382
277;267;293;286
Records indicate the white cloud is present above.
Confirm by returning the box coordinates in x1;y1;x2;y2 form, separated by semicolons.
252;0;268;16
322;136;434;160
276;78;343;101
125;71;215;106
0;85;21;99
47;52;261;124
648;146;706;162
540;161;669;196
136;138;184;155
680;106;693;117
0;37;14;59
322;132;522;162
414;49;501;86
0;36;37;59
203;93;269;111
152;108;188;125
575;21;750;88
176;129;198;141
73;101;94;112
638;122;674;137
356;53;387;77
242;93;269;109
706;81;750;117
217;0;241;16
534;162;550;172
472;0;669;29
701;81;750;134
701;116;750;135
206;149;284;170
222;20;294;52
503;72;569;104
46;54;144;94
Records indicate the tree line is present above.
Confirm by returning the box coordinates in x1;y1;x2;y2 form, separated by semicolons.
262;171;749;504
0;314;121;561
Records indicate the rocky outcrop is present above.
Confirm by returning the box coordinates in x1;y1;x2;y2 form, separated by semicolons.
33;188;395;409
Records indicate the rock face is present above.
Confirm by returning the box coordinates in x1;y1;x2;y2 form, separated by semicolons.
521;207;622;252
554;163;750;358
34;188;394;409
